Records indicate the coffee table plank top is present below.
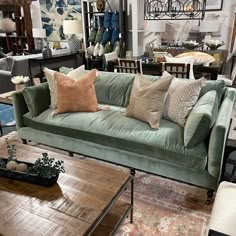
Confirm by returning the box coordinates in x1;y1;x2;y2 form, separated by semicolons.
0;142;130;236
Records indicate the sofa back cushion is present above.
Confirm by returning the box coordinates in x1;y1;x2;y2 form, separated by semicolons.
23;82;50;117
199;80;225;103
95;71;135;107
184;90;219;148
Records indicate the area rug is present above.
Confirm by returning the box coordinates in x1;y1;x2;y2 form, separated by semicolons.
0;104;14;125
0;132;213;236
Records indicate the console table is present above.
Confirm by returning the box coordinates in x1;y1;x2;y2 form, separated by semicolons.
28;51;85;84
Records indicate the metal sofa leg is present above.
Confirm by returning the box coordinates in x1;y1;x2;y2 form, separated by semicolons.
69;152;74;157
207;189;214;205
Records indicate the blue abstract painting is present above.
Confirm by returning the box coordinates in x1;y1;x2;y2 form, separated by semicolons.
39;0;81;41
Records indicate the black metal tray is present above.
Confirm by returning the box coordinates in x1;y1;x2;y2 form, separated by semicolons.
0;158;59;187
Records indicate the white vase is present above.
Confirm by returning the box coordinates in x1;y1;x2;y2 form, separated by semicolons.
15;83;26;91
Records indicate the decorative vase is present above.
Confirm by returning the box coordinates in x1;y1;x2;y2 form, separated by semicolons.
96;0;105;12
42;43;52;58
15;83;26;91
144;42;154;58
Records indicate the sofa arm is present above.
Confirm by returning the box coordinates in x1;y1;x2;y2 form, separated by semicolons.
208;88;235;180
12;91;29;130
0;70;14;94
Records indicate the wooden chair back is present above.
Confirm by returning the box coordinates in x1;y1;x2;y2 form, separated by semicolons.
104;52;118;71
161;62;190;79
116;59;143;74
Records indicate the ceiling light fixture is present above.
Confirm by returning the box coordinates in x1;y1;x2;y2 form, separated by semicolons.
144;0;206;21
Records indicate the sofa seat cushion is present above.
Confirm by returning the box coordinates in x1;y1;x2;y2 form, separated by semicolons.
23;106;208;169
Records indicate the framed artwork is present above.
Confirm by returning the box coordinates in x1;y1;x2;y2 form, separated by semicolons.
205;0;223;11
39;0;81;41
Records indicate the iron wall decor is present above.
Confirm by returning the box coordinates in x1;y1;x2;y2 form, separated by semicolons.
144;0;206;21
205;0;223;11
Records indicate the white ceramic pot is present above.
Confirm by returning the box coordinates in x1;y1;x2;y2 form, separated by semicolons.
15;83;26;91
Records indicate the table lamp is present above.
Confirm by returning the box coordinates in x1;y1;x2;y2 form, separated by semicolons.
200;20;220;48
63;19;83;54
145;21;166;48
32;28;46;50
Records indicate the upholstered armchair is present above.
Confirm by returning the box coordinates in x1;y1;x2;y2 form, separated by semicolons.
0;57;15;94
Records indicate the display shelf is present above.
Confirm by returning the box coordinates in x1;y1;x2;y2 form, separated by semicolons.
81;0;126;58
1;3;34;55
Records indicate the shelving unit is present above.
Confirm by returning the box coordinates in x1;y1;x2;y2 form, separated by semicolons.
1;3;34;55
81;0;126;61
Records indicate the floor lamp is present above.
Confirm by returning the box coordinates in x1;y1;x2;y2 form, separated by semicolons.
200;20;220;49
63;19;83;54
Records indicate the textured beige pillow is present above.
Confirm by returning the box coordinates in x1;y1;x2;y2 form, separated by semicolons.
126;74;173;129
44;65;85;109
56;69;98;113
163;74;203;127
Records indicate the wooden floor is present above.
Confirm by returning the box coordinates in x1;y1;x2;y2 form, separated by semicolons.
0;142;131;236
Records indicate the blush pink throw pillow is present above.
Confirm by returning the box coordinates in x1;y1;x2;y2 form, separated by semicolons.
55;69;98;113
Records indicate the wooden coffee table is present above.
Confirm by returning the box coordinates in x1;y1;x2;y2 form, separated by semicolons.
0;142;134;235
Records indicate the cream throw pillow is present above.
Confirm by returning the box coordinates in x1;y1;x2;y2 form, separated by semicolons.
126;73;173;129
163;72;203;127
176;52;215;66
44;65;85;109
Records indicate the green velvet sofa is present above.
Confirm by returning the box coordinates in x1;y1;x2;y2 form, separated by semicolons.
13;71;235;191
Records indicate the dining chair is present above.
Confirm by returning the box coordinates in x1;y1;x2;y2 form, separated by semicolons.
116;59;143;74
161;62;190;79
104;52;118;71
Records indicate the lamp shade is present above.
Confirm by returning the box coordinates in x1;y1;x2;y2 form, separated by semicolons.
32;28;46;38
145;20;166;33
63;20;83;35
200;20;220;33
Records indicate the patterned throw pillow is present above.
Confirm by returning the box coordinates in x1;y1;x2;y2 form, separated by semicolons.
163;73;203;127
44;65;85;109
126;73;173;129
56;69;98;113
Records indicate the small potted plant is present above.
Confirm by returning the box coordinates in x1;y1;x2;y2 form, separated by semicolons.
27;153;65;179
205;39;225;50
182;40;200;50
0;139;65;186
11;75;30;91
